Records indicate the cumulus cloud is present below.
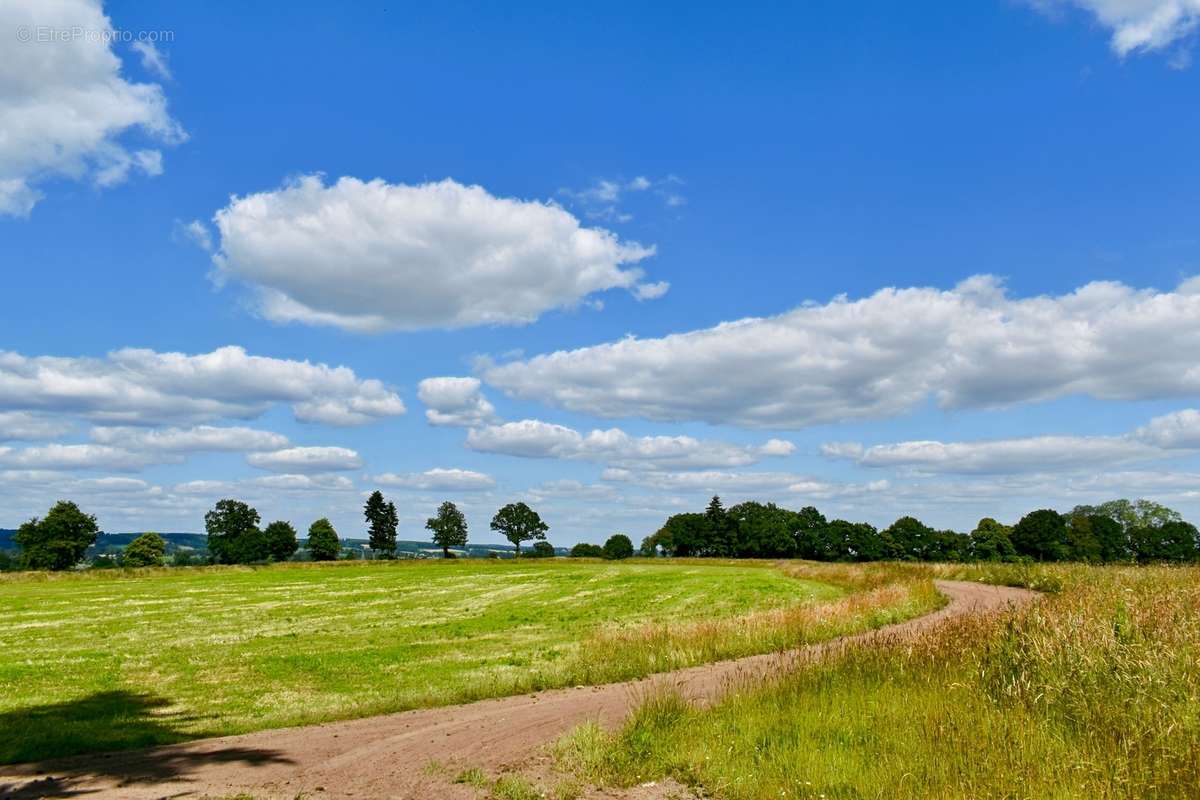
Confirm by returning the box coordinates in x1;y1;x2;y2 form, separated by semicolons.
246;446;363;473
1030;0;1200;56
175;219;213;251
0;346;405;426
483;276;1200;429
374;467;496;491
824;408;1200;474
0;443;163;471
0;0;185;215
465;419;794;469
90;425;289;453
249;473;355;491
417;377;498;427
0;412;72;441
210;175;661;332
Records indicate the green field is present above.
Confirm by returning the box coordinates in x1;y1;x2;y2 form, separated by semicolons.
0;558;933;764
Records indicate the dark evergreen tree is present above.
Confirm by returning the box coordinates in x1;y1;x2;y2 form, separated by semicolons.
364;490;399;558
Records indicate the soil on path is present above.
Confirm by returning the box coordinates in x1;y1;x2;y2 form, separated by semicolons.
0;580;1037;800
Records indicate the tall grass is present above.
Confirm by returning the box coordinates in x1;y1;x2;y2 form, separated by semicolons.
558;563;1200;799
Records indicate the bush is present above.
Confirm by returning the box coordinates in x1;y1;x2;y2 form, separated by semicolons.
570;542;605;558
171;551;197;567
603;534;634;560
526;540;555;558
307;518;340;561
123;532;166;567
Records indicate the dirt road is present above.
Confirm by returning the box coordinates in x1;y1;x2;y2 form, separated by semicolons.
0;579;1037;800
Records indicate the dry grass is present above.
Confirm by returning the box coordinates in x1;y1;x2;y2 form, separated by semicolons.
559;562;1200;799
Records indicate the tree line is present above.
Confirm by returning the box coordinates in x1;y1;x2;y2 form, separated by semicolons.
2;491;556;571
642;496;1200;563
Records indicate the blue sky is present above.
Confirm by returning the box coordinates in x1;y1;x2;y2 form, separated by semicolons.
3;0;1200;544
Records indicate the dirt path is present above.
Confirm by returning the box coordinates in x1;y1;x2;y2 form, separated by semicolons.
0;580;1037;800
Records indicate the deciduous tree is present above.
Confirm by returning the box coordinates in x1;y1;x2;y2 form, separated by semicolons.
490;502;548;555
426;501;468;558
307;518;340;561
123;532;166;567
264;520;299;562
15;501;99;571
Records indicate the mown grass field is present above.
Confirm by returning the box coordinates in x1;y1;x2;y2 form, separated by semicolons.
558;562;1200;800
0;558;939;765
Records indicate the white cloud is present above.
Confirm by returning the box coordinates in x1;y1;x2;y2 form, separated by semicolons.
0;0;184;216
417;377;498;427
559;175;686;223
1030;0;1200;56
175;219;213;251
0;443;162;471
633;281;671;301
464;419;794;469
246;446;363;473
130;40;170;79
250;473;355;491
483;275;1200;428
374;468;496;491
90;425;289;453
824;408;1200;474
0;346;405;426
210;175;661;332
0;412;72;441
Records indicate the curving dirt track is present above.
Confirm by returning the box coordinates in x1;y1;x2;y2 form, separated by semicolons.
0;579;1037;800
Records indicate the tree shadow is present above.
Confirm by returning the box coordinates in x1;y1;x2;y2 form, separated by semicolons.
0;691;293;798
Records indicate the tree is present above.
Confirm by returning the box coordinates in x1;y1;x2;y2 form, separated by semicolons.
364;490;399;558
728;502;795;558
530;540;556;558
123;532;166;567
15;501;100;571
790;506;833;560
704;496;736;556
263;520;299;562
969;518;1017;562
570;542;605;558
426;501;468;558
307;518;340;561
603;533;634;560
652;512;709;557
1011;509;1069;562
490;502;548;555
1130;520;1200;563
205;499;265;564
639;536;658;557
1065;514;1102;562
1088;514;1128;562
828;519;884;562
881;516;937;561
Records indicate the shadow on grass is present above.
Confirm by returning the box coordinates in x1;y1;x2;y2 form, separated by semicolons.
0;691;293;798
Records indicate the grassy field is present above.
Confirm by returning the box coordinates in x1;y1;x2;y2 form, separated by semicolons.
0;558;938;764
557;562;1200;800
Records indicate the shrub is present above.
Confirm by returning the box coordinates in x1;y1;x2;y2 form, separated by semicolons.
570;543;604;558
123;532;166;567
529;540;556;558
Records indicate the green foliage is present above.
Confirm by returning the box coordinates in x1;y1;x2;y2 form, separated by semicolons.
364;490;399;557
1009;509;1070;562
15;501;99;571
601;534;633;560
727;501;794;557
570;542;604;558
171;551;197;567
263;520;299;562
529;540;556;558
306;518;340;561
122;532;166;567
426;500;469;557
1130;520;1200;563
204;499;264;564
638;536;657;557
969;518;1017;562
489;502;548;555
